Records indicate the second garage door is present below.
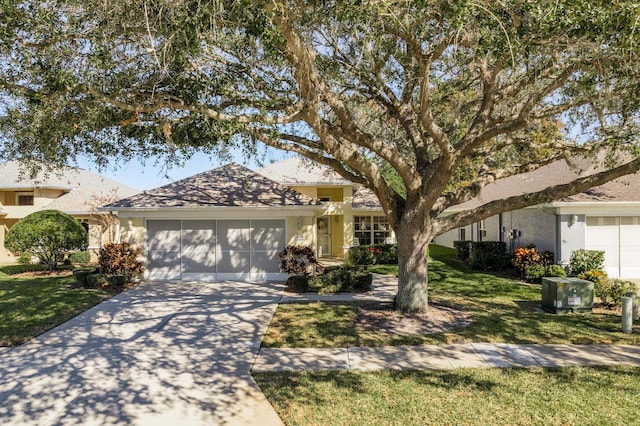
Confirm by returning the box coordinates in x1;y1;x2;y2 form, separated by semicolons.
586;216;640;278
146;219;286;281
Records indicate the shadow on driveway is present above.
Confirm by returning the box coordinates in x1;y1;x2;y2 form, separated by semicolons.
0;281;284;425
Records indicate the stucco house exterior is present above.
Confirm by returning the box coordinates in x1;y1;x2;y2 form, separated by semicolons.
432;156;640;279
106;158;393;281
106;155;640;281
0;161;138;263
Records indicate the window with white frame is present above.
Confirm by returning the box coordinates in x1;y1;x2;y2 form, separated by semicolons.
354;215;391;245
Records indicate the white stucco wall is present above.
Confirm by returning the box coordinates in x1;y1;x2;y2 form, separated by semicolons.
500;208;557;254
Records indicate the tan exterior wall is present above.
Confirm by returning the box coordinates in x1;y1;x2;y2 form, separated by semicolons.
0;219;20;263
289;186;317;199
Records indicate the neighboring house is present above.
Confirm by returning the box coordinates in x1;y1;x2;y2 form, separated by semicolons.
0;161;139;263
432;156;640;279
106;158;392;281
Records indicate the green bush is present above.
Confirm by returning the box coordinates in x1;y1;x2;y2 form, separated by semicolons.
578;269;608;297
17;253;33;265
570;249;605;276
0;264;49;275
106;274;127;288
287;265;372;294
279;245;318;276
4;209;87;270
524;264;546;281
598;279;637;307
453;241;472;260
469;241;508;270
348;244;398;265
544;264;567;278
86;273;108;289
69;251;91;264
286;275;310;292
72;267;98;287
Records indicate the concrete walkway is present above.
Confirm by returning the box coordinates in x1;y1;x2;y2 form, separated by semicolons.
0;281;285;426
253;343;640;372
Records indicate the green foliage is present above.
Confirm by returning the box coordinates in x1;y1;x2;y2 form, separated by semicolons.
598;279;637;307
279;245;318;276
469;241;508;271
86;273;108;289
286;266;372;294
0;264;50;275
570;250;605;276
511;245;541;274
17;253;33;265
545;264;567;278
68;251;91;264
453;241;472;261
72;267;98;288
348;244;398;266
524;264;546;281
4;210;87;270
98;242;144;279
578;269;609;298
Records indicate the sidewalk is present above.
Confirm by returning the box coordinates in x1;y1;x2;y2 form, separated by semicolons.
259;274;640;373
252;343;640;372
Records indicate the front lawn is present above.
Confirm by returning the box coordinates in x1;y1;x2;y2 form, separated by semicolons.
254;366;640;426
262;245;640;347
0;270;111;346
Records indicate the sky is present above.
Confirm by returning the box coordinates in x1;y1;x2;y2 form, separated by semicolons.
75;147;294;191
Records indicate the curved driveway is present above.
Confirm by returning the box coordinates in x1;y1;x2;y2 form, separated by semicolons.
0;281;285;425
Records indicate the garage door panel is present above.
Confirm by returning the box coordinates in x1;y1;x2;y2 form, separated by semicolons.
620;217;640;277
181;220;216;254
252;220;286;251
586;216;619;276
147;250;181;279
218;220;251;251
217;250;250;273
147;220;181;251
181;251;218;273
251;250;281;273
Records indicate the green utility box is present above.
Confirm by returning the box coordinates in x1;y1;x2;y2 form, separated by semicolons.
541;277;594;314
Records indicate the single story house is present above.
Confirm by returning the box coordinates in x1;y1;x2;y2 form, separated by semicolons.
0;161;138;263
432;156;640;279
105;155;640;281
105;158;392;281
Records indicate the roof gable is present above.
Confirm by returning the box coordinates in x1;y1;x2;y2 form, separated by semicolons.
106;163;318;209
258;157;351;185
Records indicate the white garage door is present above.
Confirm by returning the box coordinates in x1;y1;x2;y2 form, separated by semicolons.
146;219;287;281
586;216;640;278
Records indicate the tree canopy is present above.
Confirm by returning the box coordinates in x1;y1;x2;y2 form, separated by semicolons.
2;1;639;311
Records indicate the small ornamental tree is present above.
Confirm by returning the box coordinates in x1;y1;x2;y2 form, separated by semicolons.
4;210;87;270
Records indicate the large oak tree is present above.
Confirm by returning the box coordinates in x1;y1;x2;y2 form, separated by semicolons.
2;1;640;312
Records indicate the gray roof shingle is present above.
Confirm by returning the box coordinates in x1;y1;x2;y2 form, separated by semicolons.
258;157;351;185
106;163;318;209
0;161;139;214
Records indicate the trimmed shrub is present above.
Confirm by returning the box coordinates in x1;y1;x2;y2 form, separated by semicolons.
348;244;398;265
570;249;605;276
86;273;108;289
578;269;608;298
541;251;555;266
287;265;373;294
5;209;87;270
279;245;318;276
544;264;567;278
453;241;472;261
69;251;91;264
98;242;144;279
0;264;49;275
524;264;546;281
73;267;98;287
469;241;508;270
598;279;637;307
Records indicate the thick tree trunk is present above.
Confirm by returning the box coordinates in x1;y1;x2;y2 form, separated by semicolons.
395;216;432;314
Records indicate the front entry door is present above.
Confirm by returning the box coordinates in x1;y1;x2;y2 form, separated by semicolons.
317;217;331;257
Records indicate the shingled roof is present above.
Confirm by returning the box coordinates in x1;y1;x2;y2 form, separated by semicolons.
105;163;318;209
258;157;351;185
452;155;640;211
0;161;138;214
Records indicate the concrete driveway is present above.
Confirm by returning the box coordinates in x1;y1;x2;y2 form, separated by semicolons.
0;281;285;425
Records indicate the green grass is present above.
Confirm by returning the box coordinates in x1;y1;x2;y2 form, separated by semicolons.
0;272;110;346
263;244;640;347
254;366;640;426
